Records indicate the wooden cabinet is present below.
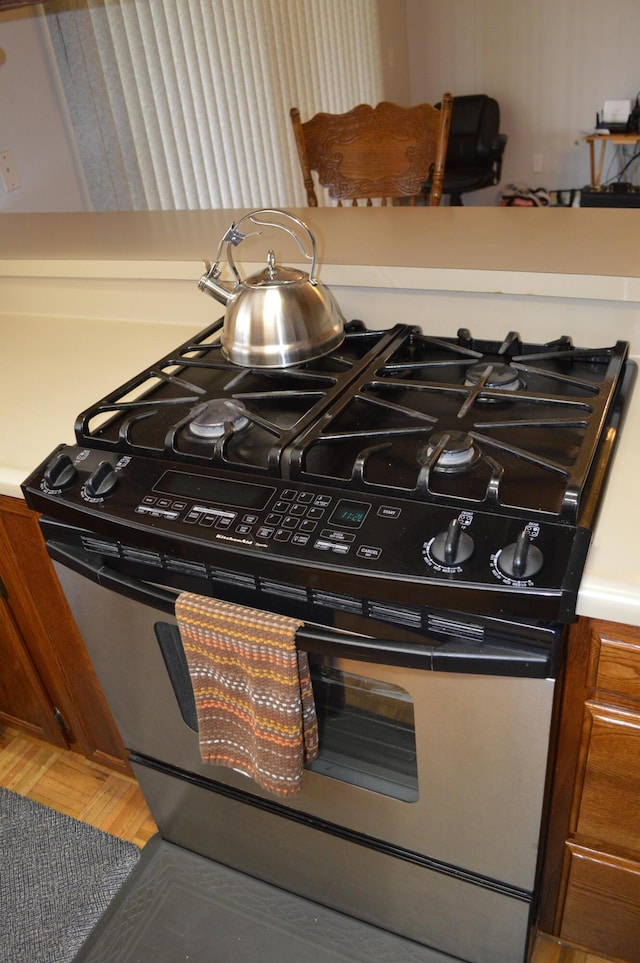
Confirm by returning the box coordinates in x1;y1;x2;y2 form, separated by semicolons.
0;494;128;772
541;618;640;961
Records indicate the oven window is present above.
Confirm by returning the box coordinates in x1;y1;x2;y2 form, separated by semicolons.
155;623;418;803
308;657;418;802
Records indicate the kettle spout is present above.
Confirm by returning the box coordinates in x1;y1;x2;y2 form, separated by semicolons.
198;261;235;306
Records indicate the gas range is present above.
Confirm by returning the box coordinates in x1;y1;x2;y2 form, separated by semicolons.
23;319;636;630
25;314;634;963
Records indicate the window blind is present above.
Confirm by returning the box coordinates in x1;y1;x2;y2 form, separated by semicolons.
46;0;384;210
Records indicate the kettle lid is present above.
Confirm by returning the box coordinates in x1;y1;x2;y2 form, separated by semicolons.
247;250;307;287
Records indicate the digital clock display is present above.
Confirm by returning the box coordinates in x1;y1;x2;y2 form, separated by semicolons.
329;499;370;529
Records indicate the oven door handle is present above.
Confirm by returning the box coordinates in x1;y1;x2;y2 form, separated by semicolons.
46;539;553;675
47;540;178;613
45;538;435;667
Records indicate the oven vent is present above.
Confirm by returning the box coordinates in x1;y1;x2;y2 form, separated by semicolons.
368;601;423;629
260;579;309;602
121;546;163;567
81;535;120;558
165;557;208;577
427;614;485;641
312;590;363;615
209;567;257;590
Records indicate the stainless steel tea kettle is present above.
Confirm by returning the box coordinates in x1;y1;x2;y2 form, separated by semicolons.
198;209;345;368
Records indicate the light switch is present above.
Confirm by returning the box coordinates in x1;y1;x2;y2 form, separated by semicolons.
0;150;21;192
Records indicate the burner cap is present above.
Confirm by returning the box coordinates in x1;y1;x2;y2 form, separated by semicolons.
421;430;481;472
188;400;250;438
465;362;521;391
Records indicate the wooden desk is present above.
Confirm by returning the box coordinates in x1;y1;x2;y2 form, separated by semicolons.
583;132;640;187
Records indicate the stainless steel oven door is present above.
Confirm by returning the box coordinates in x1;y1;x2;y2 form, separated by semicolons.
50;545;555;898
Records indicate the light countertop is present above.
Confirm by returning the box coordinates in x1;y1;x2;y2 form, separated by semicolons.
3;208;640;304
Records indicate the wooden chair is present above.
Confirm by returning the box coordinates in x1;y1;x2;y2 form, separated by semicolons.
290;96;453;207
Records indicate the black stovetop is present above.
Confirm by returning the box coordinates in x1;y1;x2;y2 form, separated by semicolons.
73;319;632;527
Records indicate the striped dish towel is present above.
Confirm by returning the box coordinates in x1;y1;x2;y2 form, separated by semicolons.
175;593;318;797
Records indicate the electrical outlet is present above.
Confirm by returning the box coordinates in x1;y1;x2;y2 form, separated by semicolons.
0;149;21;191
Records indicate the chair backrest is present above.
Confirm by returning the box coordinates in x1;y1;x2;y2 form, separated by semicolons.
445;94;501;170
290;96;453;207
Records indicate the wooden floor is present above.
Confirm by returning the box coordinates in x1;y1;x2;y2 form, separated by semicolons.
0;723;156;848
0;723;619;963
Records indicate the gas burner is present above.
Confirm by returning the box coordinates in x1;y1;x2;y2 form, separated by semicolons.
420;430;482;473
188;400;250;438
464;362;522;391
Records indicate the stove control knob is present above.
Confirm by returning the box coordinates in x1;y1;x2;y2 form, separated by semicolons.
498;530;543;580
85;461;118;499
43;452;77;491
431;519;474;566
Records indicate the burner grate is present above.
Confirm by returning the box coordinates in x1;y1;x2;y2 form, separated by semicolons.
72;323;632;526
286;328;631;524
74;320;403;474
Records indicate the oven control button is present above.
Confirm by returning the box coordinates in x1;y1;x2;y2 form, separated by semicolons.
497;530;543;579
84;461;118;498
43;452;77;491
430;519;474;566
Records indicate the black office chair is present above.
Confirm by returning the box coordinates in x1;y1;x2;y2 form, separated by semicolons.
424;94;508;205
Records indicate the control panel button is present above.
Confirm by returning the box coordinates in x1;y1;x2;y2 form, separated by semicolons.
289;503;307;516
292;533;311;546
378;505;401;519
321;529;355;543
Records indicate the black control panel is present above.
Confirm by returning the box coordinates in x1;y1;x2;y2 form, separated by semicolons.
23;444;590;623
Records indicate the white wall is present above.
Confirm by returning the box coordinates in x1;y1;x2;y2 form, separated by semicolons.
377;0;411;104
0;6;88;213
407;0;640;204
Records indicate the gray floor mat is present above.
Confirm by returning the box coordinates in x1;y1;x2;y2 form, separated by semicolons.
74;835;459;962
0;787;139;963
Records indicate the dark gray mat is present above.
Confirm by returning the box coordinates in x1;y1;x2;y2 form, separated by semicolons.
75;834;457;962
0;787;140;963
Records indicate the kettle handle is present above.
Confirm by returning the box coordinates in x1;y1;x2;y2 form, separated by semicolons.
213;209;318;285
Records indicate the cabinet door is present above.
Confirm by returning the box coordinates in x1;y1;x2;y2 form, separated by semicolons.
0;495;128;771
0;592;66;746
575;701;640;852
593;630;640;704
560;843;640;963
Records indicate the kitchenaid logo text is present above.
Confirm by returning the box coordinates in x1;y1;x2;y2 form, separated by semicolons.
216;532;267;549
